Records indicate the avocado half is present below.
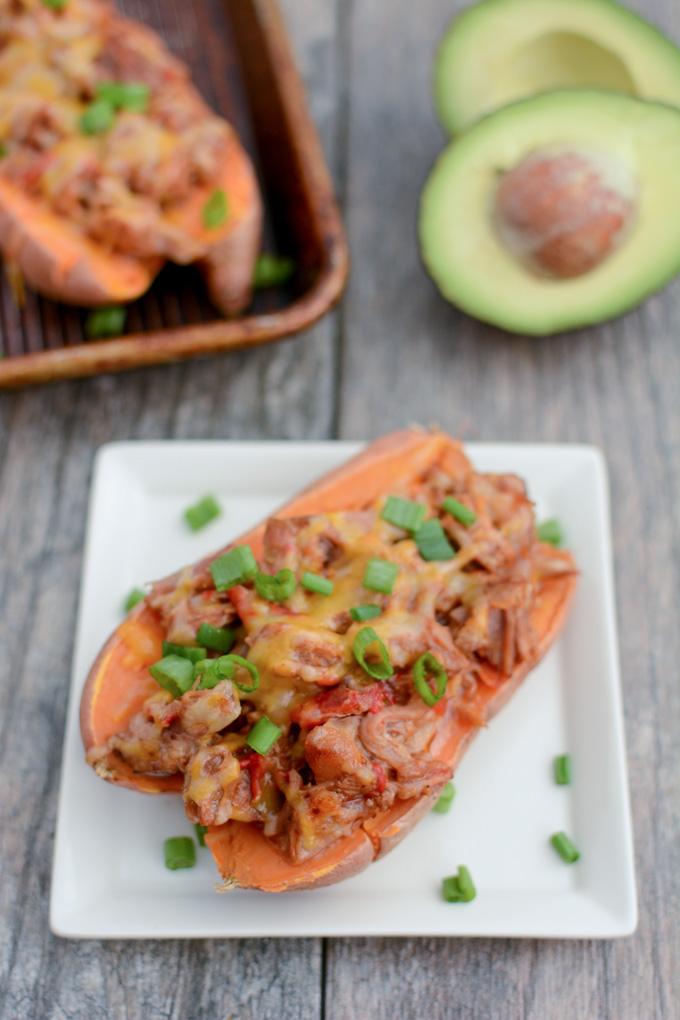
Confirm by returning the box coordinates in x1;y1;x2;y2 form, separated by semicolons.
419;90;680;336
435;0;680;135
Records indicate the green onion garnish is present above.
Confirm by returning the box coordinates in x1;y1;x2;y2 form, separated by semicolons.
255;568;297;602
80;98;115;135
161;641;206;664
210;545;257;590
96;81;150;113
353;626;393;681
550;831;580;863
195;653;259;693
149;655;194;698
350;604;382;622
442;496;477;527
193;659;221;690
413;652;447;706
196;623;235;653
194;823;208;847
123;586;145;613
432;781;456;814
363;557;399;594
537;519;562;546
301;571;334;596
380;495;427;532
442;865;476;903
85;305;126;339
554;754;571;786
0;143;8;158
253;253;296;289
415;519;455;561
164;836;196;870
184;494;221;531
42;0;68;9
203;189;229;229
246;715;281;755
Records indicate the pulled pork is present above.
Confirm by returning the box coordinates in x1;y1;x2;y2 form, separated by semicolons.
88;448;575;863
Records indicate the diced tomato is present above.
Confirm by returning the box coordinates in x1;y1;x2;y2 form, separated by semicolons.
239;751;267;800
372;761;387;793
292;682;395;728
228;585;256;623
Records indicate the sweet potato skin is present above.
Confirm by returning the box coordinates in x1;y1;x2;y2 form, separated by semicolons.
79;428;577;892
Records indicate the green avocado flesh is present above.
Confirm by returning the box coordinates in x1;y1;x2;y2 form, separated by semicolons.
419;90;680;336
435;0;680;135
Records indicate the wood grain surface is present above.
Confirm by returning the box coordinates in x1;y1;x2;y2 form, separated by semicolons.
1;1;679;1018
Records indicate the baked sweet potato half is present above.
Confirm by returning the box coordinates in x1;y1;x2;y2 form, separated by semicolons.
0;0;262;313
82;429;577;892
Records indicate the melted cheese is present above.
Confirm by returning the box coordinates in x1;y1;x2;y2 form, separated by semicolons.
242;519;460;725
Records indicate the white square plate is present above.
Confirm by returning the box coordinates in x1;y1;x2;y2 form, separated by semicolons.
51;441;636;939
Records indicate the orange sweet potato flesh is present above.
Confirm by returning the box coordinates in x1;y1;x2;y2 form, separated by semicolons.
0;177;159;306
80;428;577;888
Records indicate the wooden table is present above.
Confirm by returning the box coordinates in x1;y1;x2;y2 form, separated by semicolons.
1;1;679;1016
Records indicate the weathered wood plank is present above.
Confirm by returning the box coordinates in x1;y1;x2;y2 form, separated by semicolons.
330;1;680;1018
0;0;341;1017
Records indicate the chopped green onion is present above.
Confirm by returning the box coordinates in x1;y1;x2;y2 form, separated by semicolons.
415;519;455;561
96;80;150;113
195;654;259;693
210;545;257;590
42;0;68;9
246;715;281;755
413;652;447;706
123;586;145;613
380;495;427;532
85;305;126;339
221;654;259;693
162;641;206;664
432;782;456;814
194;823;208;847
196;623;235;653
164;836;196;870
537;519;563;546
0;143;7;159
455;866;476;901
554;754;572;786
253;253;295;289
80;98;115;135
203;189;229;229
184;494;221;531
353;626;393;681
350;604;382;622
550;831;580;863
301;571;334;596
255;568;297;602
193;659;221;690
363;557;399;594
442;496;477;527
149;655;194;698
442;866;476;903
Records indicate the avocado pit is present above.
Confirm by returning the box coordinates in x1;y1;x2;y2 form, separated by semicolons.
494;149;636;278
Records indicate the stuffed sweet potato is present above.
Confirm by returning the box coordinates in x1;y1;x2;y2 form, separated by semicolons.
82;429;577;892
0;0;262;312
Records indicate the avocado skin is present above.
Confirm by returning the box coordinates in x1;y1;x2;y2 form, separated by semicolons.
419;89;680;336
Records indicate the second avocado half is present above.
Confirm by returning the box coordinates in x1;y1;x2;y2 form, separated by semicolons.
435;0;680;134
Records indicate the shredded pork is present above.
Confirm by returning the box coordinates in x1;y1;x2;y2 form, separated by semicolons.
88;446;575;863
